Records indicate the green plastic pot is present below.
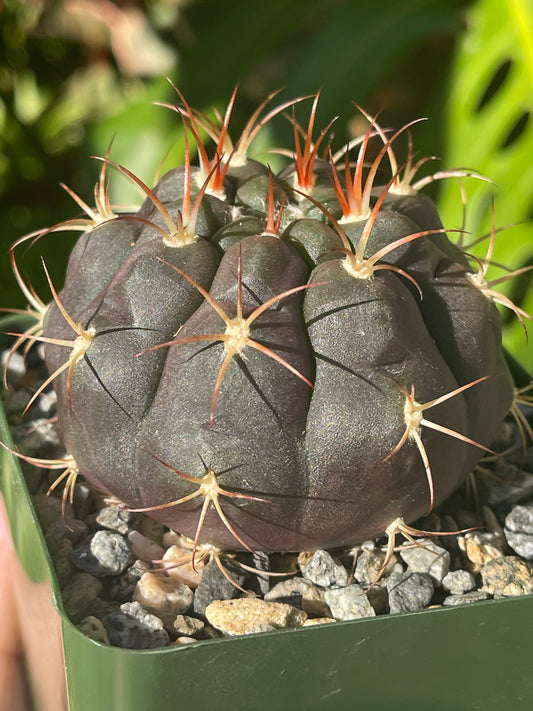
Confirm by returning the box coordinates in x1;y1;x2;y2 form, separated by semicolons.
1;335;533;711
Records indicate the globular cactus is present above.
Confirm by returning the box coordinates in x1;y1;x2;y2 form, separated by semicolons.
10;88;522;554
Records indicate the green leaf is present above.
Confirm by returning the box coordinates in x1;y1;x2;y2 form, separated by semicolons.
438;0;533;371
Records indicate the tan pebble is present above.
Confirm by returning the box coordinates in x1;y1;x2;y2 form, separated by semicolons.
134;572;193;626
174;636;197;645
302;617;335;626
173;614;205;637
205;598;307;636
161;545;203;588
128;531;165;561
78;616;110;645
297;551;314;570
302;585;330;618
458;532;504;571
481;556;533;597
162;530;186;549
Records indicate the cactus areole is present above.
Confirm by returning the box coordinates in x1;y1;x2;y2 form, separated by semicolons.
21;88;515;553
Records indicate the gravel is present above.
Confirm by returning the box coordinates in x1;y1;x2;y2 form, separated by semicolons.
2;342;533;648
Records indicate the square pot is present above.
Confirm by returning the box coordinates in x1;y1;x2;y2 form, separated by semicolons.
1;357;533;711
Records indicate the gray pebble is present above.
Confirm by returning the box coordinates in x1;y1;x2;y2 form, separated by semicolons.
505;505;533;535
477;463;533;508
103;602;169;649
44;527;74;587
4;387;33;414
324;585;376;620
505;531;533;560
108;559;151;602
32;387;57;418
505;505;533;559
15;418;60;456
441;569;476;595
70;530;133;577
249;553;273;596
399;539;450;584
442;591;490;606
193;558;247;618
386;572;434;614
1;349;26;388
61;572;103;623
300;549;348;588
354;547;402;585
95;506;136;535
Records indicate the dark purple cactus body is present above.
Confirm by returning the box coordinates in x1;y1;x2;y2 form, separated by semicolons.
37;94;515;552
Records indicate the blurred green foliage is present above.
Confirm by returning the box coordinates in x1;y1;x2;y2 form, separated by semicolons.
0;0;531;369
438;0;533;369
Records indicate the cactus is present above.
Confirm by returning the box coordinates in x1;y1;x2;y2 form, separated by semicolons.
8;88;524;555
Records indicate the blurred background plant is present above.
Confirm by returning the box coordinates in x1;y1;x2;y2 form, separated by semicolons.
0;0;531;368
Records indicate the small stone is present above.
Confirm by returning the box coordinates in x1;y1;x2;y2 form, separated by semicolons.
103;601;169;649
386;572;434;614
173;615;205;638
175;636;197;645
457;531;504;571
504;505;533;560
324;585;376;621
162;530;188;549
481;556;533;597
15;418;60;456
128;530;165;562
79;616;110;644
399;539;450;584
4;387;33;414
249;552;272;596
442;569;476;595
95;506;136;535
442;591;490;606
505;503;533;534
193;559;247;618
108;559;151;602
354;548;401;585
302;584;330;617
134;572;193;627
302;617;335;626
477;463;533;508
161;546;203;588
61;572;103;623
70;530;133;576
205;598;307;636
264;577;330;617
300;549;348;588
1;349;26;388
366;585;388;614
32;387;57;418
264;577;315;607
44;527;74;587
505;531;533;560
31;492;75;532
